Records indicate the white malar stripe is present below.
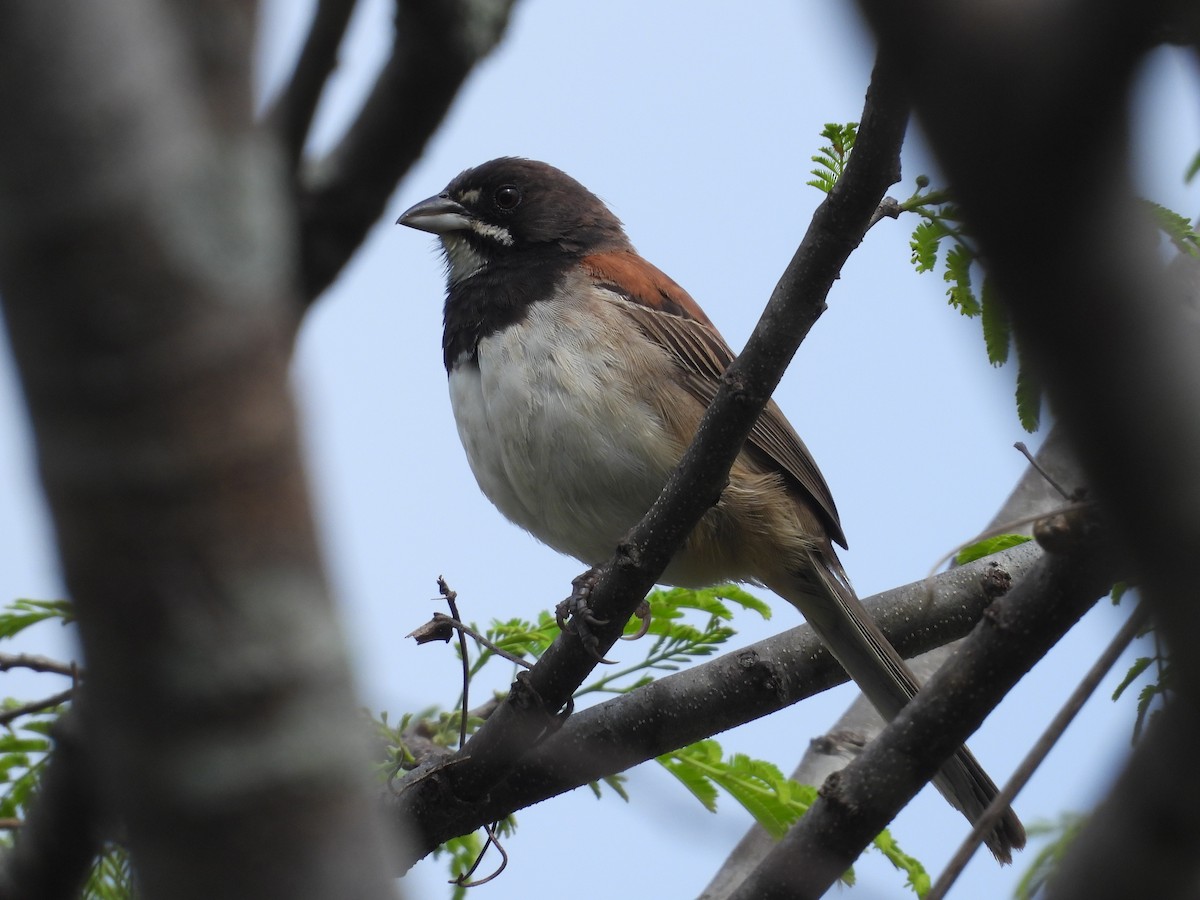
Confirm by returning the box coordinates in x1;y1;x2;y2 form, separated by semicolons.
468;219;513;246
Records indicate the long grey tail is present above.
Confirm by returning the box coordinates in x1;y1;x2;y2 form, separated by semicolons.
769;545;1026;863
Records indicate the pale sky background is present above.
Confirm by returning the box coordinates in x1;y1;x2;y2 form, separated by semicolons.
1;2;1197;898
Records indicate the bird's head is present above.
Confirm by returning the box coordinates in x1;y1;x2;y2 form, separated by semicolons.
397;157;629;285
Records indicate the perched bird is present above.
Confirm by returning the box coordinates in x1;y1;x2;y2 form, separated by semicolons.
398;157;1025;861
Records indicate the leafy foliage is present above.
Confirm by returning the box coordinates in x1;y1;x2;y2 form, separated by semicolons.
389;583;932;896
82;845;137;900
980;280;1011;366
1013;338;1043;432
1110;604;1168;743
892;166;1200;433
1142;198;1200;257
1187;149;1200;184
896;182;1044;431
806;122;858;193
953;533;1032;566
0;598;74;639
0;598;76;825
0;597;95;888
658;740;815;838
658;740;928;895
1014;814;1087;900
0;713;54;823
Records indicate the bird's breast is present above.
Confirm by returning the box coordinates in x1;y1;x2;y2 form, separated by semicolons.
447;296;686;567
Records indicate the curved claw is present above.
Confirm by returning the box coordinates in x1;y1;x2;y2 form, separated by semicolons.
555;567;619;663
620;599;653;641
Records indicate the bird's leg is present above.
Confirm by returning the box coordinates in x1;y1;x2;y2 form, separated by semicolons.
555;568;653;660
555;568;612;661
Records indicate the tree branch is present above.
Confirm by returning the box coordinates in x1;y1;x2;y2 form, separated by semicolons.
381;51;910;837
0;654;79;678
0;2;401;896
699;426;1086;898
854;3;1200;897
266;0;359;170
390;541;1040;866
296;0;519;303
727;518;1118;900
0;690;74;728
0;712;98;900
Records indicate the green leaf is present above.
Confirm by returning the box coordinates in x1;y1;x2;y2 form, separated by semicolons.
658;743;721;812
658;741;922;892
979;278;1010;366
1141;198;1200;257
943;242;980;316
0;599;75;640
1186;150;1200;184
1111;656;1152;702
806;122;858;194
590;773;630;802
872;829;931;896
1015;354;1043;433
954;534;1032;566
909;220;945;273
1015;814;1086;900
659;741;811;837
81;844;136;900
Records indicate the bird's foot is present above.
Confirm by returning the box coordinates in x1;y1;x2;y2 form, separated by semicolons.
555;570;653;660
555;568;616;663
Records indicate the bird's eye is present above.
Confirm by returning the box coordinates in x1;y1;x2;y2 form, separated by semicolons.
494;185;521;211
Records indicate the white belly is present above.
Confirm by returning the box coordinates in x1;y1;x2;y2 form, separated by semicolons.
447;298;682;568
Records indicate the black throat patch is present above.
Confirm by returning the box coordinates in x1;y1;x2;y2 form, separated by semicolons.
441;252;570;371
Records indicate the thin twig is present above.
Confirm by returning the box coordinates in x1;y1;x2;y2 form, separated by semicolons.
452;820;509;888
867;195;903;228
265;0;358;169
438;577;471;750
296;0;518;302
0;654;79;678
926;602;1150;899
427;613;535;671
1014;441;1075;499
0;689;74;727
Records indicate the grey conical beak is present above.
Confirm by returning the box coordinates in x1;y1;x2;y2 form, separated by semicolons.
397;194;471;235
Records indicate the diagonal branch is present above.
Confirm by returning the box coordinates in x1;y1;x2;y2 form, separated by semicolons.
699;426;1086;899
296;0;519;304
266;0;359;170
390;542;1041;863
383;51;910;836
0;690;74;728
0;2;402;896
726;518;1118;900
854;3;1200;898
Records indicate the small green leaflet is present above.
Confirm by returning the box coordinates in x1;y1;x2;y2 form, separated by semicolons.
1141;198;1200;257
807;122;858;194
657;740;815;839
980;280;1010;367
0;598;74;640
954;534;1032;566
